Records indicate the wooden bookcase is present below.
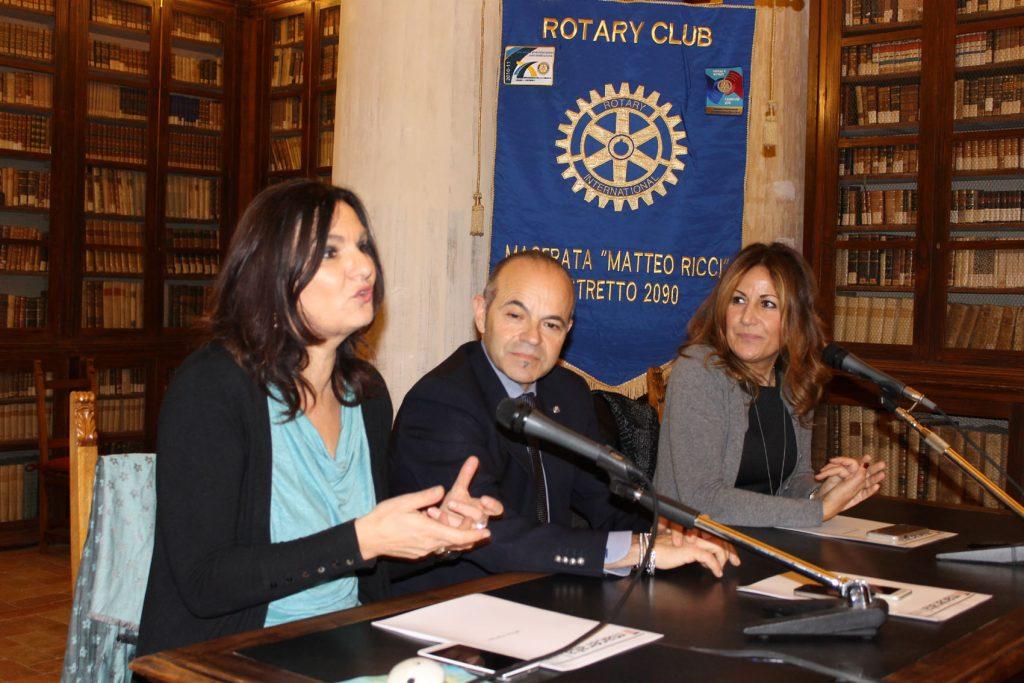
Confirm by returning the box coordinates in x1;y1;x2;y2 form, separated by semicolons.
255;0;338;189
806;0;1024;508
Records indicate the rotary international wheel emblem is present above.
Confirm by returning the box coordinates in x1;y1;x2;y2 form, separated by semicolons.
556;83;688;211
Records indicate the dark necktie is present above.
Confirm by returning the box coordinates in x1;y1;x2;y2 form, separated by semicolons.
517;392;549;524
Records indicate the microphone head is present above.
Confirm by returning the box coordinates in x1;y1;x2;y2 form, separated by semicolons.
495;397;531;434
821;342;848;371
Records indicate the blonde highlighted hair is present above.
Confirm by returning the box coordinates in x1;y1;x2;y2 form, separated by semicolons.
681;241;830;424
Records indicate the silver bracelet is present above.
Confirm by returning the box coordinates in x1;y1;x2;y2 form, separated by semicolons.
808;485;822;500
635;532;650;571
646;547;656;576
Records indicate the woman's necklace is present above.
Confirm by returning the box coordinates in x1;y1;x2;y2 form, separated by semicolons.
752;376;787;496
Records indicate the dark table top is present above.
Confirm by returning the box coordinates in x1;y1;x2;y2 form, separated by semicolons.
134;498;1024;682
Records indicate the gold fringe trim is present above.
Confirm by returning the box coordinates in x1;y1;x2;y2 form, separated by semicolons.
559;359;673;399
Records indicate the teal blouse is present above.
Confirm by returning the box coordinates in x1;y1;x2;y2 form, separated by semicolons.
264;394;377;627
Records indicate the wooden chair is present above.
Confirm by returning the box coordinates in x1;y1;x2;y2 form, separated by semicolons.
34;358;97;550
69;390;99;587
647;365;669;422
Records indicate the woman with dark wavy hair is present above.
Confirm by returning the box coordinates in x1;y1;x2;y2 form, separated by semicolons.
654;242;885;527
138;180;502;656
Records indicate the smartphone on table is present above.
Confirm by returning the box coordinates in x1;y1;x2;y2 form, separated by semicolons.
418;642;537;679
793;582;911;601
865;523;932;544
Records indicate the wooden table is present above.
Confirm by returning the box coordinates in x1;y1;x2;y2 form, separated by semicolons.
131;498;1024;681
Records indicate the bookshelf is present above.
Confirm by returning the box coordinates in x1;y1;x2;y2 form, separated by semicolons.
257;0;338;188
807;0;1024;508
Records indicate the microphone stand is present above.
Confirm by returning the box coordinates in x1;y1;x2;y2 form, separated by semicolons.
603;477;889;638
879;395;1024;565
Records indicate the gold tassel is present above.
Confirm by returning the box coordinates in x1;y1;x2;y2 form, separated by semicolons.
763;100;779;152
470;192;484;236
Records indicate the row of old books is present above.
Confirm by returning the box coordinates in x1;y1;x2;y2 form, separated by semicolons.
168;94;221;130
169;227;217;249
171;13;222;44
957;0;1024;15
168;131;220;171
844;0;922;27
97;395;144;433
0;110;48;153
0;0;54;12
950;189;1024;223
833;295;914;344
85;219;143;247
953;136;1024;171
87;121;145;164
841;39;921;77
954;74;1023;120
270;97;302;131
0;20;52;62
0;370;44;398
956;28;1024;68
85;248;142;274
839;145;918;176
0;461;36;522
0;402;44;439
81;279;142;329
838;248;914;287
166;283;210;328
166;175;219;221
98;366;144;395
320;96;334;127
839;188;917;226
90;0;150;32
87;82;146;121
321;43;337;82
84;167;145;216
269;135;302;171
840;83;920;127
948;248;1024;287
827;404;1008;507
319;131;333;167
0;242;45;271
165;252;218;276
0;291;44;328
321;7;339;38
171;54;222;88
273;14;304;45
88;39;148;76
946;303;1024;349
270;46;303;88
0;167;49;208
0;70;49;108
0;224;40;240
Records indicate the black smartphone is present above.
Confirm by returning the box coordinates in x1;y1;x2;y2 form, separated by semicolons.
419;642;536;677
794;582;911;601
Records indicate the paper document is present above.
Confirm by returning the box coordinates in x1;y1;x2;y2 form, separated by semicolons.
372;593;661;672
739;571;990;622
780;515;955;548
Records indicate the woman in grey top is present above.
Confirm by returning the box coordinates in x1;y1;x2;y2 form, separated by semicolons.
655;242;886;527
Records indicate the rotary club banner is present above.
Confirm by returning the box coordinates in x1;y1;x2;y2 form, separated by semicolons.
491;0;756;394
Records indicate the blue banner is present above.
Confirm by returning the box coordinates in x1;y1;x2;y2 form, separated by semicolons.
492;0;756;392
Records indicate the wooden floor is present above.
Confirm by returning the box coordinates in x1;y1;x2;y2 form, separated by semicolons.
0;546;72;682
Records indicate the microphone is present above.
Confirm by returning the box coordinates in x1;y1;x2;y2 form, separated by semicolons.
495;397;643;482
822;343;937;411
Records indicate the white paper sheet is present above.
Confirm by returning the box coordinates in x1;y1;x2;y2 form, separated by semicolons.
372;593;662;671
739;571;990;622
779;515;956;548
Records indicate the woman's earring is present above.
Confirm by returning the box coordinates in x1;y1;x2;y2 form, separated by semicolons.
272;313;280;330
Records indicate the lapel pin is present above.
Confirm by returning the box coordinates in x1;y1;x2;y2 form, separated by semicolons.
552;405;561;414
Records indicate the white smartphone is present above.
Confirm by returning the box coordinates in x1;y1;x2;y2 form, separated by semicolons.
418;642;537;678
865;523;932;544
793;582;912;602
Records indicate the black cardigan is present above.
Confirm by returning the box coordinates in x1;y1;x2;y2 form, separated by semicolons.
136;343;393;657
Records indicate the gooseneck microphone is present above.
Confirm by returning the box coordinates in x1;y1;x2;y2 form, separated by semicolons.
822;342;937;411
495;397;643;482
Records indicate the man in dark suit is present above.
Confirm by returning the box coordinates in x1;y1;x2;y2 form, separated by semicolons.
389;251;736;593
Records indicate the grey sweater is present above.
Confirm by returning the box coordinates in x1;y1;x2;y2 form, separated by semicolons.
654;346;823;528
